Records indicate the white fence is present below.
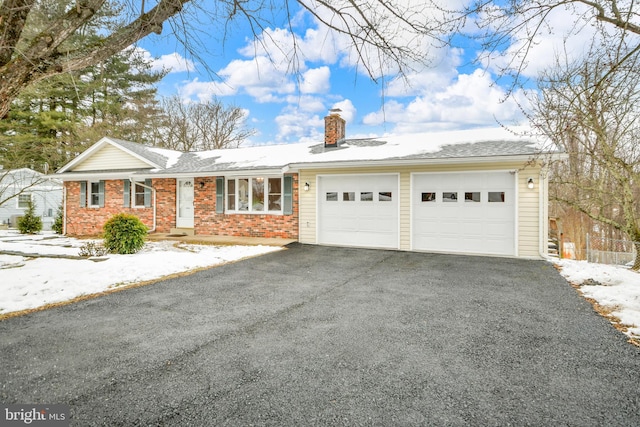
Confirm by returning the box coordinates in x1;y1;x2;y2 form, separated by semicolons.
586;234;637;266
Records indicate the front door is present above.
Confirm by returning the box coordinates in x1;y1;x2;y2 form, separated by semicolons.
177;178;194;228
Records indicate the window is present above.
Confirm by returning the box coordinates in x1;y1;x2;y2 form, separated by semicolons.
268;178;281;210
360;192;373;201
443;192;458;202
89;181;101;207
343;192;355;201
488;192;505;203
238;178;249;211
227;176;283;213
422;192;436;202
379;192;392;201
326;192;338;201
134;182;146;207
17;194;31;209
252;178;264;211
227;180;236;210
80;181;104;208
465;192;481;203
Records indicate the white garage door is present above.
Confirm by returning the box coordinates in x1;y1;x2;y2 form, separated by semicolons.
412;172;516;256
318;174;399;249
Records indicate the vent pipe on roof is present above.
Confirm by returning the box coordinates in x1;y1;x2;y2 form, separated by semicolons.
324;109;345;148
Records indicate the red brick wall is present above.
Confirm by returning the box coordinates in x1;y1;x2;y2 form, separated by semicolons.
64;180;159;236
64;175;299;239
194;174;299;239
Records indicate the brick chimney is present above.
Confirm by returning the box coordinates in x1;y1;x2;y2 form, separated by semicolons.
324;108;345;147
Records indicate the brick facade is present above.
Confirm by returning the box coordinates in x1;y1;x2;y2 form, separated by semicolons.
64;175;299;239
194;175;299;239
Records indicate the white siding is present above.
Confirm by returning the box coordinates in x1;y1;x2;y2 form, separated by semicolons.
72;144;150;171
299;162;545;258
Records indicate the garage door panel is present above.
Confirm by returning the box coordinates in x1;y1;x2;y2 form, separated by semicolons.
412;172;515;256
319;174;399;249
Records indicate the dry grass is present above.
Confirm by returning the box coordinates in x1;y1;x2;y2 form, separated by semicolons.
567;280;640;348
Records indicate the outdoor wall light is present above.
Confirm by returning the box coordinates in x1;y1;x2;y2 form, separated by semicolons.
304;182;310;191
527;177;535;189
199;181;205;189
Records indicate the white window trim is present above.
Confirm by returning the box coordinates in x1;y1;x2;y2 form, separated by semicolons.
132;181;146;208
226;175;283;214
17;193;32;209
88;181;101;208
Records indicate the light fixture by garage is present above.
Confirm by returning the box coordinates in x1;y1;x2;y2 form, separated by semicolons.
304;182;310;191
527;177;534;189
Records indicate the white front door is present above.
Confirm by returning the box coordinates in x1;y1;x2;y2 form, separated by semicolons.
177;178;194;228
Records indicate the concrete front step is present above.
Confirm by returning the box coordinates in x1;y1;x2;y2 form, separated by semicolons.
169;227;195;236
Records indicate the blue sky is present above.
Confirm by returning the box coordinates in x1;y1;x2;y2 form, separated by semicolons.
133;1;594;146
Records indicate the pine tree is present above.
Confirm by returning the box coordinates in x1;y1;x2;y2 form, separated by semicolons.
17;199;43;234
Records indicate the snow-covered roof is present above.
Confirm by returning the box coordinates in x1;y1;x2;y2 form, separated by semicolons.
57;126;558;178
152;126;553;174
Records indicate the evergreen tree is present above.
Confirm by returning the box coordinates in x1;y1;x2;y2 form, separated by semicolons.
0;48;165;172
17;199;43;234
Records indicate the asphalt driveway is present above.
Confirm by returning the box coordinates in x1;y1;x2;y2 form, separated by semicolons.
1;244;639;426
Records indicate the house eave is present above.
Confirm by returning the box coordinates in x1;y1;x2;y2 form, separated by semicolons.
56;170;153;181
287;153;557;171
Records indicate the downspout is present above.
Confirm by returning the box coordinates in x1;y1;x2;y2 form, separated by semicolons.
129;178;157;233
539;168;552;260
63;185;67;235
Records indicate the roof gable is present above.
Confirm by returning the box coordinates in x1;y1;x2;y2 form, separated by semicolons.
57;137;174;173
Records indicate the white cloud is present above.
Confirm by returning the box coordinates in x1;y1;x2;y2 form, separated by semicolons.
329;99;356;123
178;78;237;102
300;67;331;94
478;2;599;78
152;52;196;73
284;95;327;113
385;47;464;97
130;47;196;74
274;109;324;143
363;69;529;133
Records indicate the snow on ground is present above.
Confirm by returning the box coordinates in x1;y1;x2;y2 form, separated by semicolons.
0;230;281;316
554;258;640;341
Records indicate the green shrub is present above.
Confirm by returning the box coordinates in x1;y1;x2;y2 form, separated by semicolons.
17;199;43;234
52;205;64;234
102;213;148;254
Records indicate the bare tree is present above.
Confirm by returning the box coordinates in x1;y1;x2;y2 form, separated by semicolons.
469;0;640;88
0;168;48;208
530;45;640;268
0;1;454;119
154;95;256;151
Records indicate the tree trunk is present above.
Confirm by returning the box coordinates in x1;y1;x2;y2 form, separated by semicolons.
0;0;190;118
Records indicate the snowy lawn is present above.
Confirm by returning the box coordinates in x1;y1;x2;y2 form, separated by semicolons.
0;230;282;317
554;258;640;344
